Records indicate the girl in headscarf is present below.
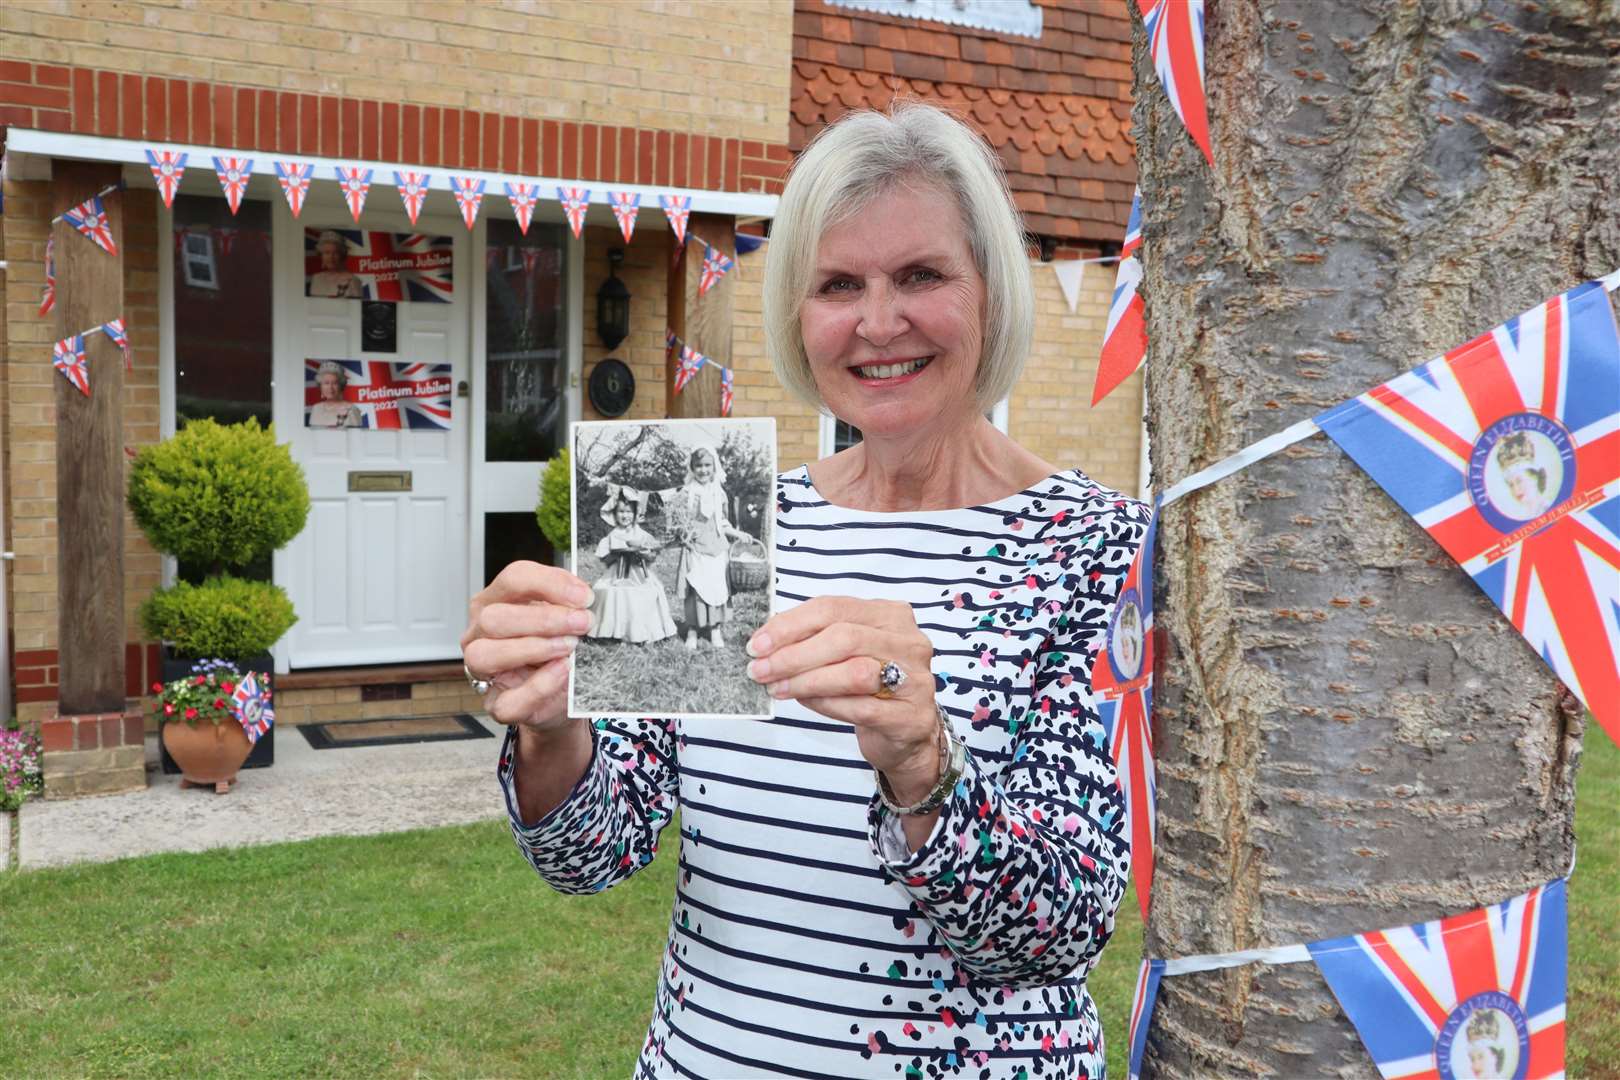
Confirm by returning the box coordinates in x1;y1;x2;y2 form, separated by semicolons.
673;445;749;649
586;486;677;644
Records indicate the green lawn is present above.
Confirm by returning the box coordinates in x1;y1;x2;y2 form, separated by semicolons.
2;735;1614;1077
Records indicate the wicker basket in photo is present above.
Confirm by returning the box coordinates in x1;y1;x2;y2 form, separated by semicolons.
727;535;769;592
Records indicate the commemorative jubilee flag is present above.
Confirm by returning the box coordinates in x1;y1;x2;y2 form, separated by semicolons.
212;156;253;215
1126;958;1166;1080
53;334;90;396
230;671;275;744
303;229;454;303
275;161;312;218
1307;879;1567;1080
146;149;186;208
304;359;454;430
1089;510;1157;919
396;171;431;226
1314;280;1620;741
62;194;118;256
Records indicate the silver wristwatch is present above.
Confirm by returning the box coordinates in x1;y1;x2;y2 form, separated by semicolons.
876;705;967;815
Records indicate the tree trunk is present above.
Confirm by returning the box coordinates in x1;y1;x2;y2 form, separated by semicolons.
1136;1;1614;1074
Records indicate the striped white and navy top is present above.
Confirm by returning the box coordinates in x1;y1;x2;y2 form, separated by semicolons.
498;466;1150;1079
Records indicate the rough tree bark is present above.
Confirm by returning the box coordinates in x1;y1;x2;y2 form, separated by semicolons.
1135;1;1615;1074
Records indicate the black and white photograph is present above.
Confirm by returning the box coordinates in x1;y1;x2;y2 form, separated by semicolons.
568;417;776;720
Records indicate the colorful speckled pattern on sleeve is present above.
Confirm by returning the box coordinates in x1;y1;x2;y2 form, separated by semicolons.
497;467;1150;1079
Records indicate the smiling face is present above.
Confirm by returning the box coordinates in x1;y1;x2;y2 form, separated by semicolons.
316;371;341;400
612;501;636;527
692;451;715;484
318;240;344;270
799;180;985;442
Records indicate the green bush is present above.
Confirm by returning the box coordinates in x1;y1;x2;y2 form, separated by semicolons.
138;576;298;661
128;418;310;572
537;448;571;553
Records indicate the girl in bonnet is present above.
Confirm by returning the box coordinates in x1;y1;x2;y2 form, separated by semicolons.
585;486;676;645
674;445;749;650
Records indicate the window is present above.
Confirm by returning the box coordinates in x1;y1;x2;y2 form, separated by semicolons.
171;194;272;428
485;219;568;462
180;230;218;289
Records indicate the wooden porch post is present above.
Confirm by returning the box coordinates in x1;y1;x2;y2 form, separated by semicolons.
665;213;735;419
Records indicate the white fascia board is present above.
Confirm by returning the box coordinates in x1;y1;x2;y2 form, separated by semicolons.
4;127;779;220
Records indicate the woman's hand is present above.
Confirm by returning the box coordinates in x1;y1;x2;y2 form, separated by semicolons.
461;561;592;733
746;597;941;803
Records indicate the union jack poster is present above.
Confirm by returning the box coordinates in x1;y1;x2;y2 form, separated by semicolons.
505;182;538;235
38;235;55;316
212;156;253;215
146;149;186;208
660;194;691;248
609;191;640;243
101;317;132;371
335;166;372;222
1127;959;1165;1080
230;671;275;744
275;161;312;218
557;186;590;238
304;359;454;430
673;344;706;393
1089;510;1157;919
304;229;453;303
53;334;90;396
1308;879;1567;1080
1094;189;1147;407
1139;0;1212;164
698;241;734;297
62;194;118;256
720;365;734;417
450;176;485;230
1314;280;1620;741
395;171;431;226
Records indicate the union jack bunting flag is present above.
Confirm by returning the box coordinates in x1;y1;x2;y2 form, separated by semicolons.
275;161;312;219
62;194;118;256
557;186;590;238
230;671;275;744
1126;959;1166;1080
395;171;431;226
720;365;734;417
505;182;538;235
304;358;454;430
1314;280;1620;741
1308;879;1567;1080
698;241;734;297
53;334;90;396
38;236;55;316
666;327;678;362
660;194;691;248
608;191;640;243
101;317;132;372
1089;511;1157;919
212;156;253;215
1121;185;1143;259
335;166;372;223
145;149;187;208
450;176;485;230
1139;0;1212;164
1095;252;1146;407
673;344;706;393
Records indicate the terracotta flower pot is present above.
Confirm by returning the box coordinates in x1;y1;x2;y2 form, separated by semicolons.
162;719;253;793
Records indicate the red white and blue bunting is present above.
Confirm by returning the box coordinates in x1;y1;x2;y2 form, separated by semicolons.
212;156;253;214
450;176;485;230
609;190;640;243
50;317;134;396
274;161;311;218
396;171;431;226
146;149;186;208
505;182;538;235
666;328;736;416
557;186;590;238
335;166;371;223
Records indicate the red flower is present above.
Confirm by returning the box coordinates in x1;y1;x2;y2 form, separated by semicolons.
163;703;175;716
150;681;163;693
184;707;198;720
222;681;235;694
214;698;227;709
193;675;206;686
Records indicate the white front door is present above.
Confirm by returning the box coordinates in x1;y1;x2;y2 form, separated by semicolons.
275;205;471;669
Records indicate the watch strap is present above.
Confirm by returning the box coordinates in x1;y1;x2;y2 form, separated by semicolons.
876;705;965;815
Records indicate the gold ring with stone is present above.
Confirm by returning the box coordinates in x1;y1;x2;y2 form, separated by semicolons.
874;660;907;699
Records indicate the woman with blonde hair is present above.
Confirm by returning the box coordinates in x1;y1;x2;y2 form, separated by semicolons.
464;102;1148;1077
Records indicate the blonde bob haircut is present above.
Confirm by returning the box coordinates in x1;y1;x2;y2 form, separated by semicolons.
763;101;1034;415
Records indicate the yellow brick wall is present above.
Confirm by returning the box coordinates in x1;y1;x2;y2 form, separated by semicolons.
1011;259;1144;498
0;0;793;144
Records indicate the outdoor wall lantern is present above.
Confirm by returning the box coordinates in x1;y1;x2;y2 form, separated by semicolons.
597;248;632;351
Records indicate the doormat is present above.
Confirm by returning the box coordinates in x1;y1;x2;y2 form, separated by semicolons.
297;713;494;750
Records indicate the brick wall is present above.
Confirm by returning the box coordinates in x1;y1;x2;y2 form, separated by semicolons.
0;0;792;145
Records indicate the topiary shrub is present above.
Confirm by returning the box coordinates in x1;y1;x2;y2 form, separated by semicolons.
138;575;298;660
128;419;310;661
537;448;571;553
129;418;310;575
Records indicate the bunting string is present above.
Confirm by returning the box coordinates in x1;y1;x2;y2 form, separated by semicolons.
665;328;736;416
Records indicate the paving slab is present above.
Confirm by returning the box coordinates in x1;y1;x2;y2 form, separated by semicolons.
18;716;510;871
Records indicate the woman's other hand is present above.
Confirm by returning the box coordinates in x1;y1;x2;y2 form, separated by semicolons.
746;597;942;804
461;560;592;732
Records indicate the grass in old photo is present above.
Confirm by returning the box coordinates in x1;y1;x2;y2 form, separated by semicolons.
571;546;772;717
2;733;1613;1077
